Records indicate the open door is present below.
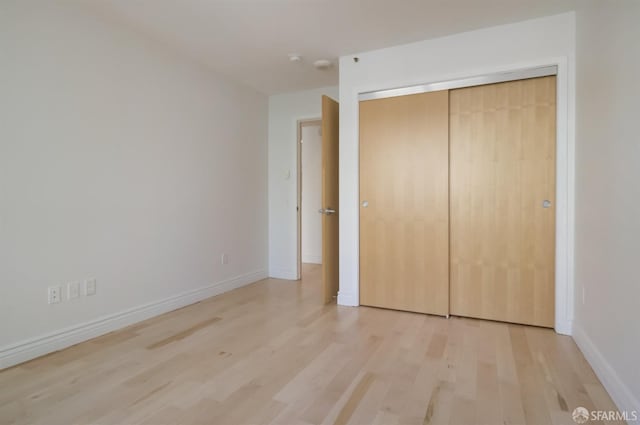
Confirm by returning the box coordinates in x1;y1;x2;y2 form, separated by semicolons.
320;95;339;304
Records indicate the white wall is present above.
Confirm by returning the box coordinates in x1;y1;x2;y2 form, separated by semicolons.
301;125;322;265
338;13;576;335
573;0;640;417
0;1;268;367
268;86;338;279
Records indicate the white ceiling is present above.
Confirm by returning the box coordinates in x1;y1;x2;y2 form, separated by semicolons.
87;0;578;95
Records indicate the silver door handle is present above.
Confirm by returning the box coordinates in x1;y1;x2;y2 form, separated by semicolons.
318;208;336;215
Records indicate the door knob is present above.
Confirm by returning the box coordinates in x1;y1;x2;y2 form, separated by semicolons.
318;208;336;215
542;200;552;208
361;200;369;207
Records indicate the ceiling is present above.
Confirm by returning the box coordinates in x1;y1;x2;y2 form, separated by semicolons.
86;0;578;95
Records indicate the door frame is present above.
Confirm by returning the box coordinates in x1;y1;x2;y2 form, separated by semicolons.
296;118;322;280
347;60;574;335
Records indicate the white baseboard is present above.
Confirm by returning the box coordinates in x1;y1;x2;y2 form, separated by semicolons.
269;267;298;280
573;325;640;422
555;319;573;336
0;269;267;370
301;255;322;265
337;291;358;307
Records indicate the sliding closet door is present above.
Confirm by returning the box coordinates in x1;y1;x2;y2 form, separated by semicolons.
449;76;557;327
359;91;449;316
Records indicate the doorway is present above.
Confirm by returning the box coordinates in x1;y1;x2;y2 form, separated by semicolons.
297;119;323;280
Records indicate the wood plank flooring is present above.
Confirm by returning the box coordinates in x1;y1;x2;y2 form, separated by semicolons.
0;264;623;425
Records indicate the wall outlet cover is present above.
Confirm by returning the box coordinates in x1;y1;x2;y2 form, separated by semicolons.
68;282;80;299
85;279;97;296
48;286;62;304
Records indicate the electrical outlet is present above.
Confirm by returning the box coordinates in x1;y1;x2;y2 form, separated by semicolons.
221;253;229;265
48;286;62;304
67;281;80;299
85;278;97;296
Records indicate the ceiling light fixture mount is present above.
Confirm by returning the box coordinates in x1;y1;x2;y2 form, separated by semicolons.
313;59;332;70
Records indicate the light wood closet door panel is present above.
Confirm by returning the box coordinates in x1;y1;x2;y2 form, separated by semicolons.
449;76;556;327
359;91;449;316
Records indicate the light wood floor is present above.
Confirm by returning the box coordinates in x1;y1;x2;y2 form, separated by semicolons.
0;264;622;425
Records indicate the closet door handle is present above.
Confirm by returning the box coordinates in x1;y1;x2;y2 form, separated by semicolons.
318;208;336;215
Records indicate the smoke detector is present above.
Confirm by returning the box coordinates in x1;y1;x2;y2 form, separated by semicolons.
288;53;302;62
313;59;332;70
